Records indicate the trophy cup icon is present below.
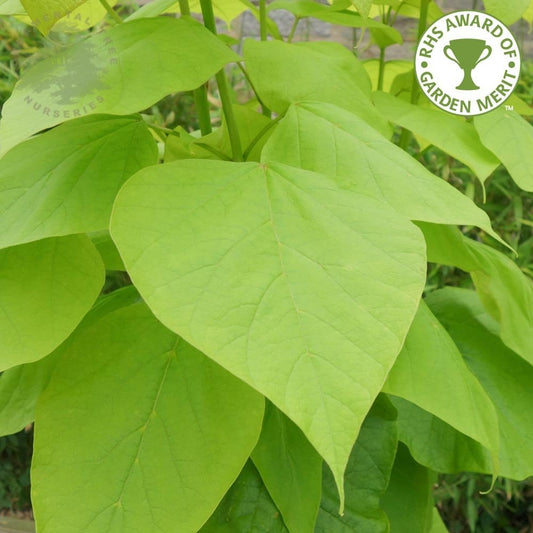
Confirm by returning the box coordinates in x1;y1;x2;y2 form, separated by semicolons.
443;39;492;90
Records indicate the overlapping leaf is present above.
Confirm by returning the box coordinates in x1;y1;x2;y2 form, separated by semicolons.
32;303;264;533
383;301;499;468
474;108;533;192
252;403;322;533
0;17;238;153
0;114;157;250
315;395;398;532
0;235;104;372
243;40;391;136
110;159;426;505
262;102;505;246
20;0;89;32
374;92;500;181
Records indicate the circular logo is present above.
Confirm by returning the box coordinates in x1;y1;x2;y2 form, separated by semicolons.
415;11;521;116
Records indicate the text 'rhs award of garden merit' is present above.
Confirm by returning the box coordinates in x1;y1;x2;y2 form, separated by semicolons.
415;10;521;116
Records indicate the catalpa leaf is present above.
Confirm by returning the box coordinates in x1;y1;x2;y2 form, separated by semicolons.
252;402;322;533
374;92;500;182
483;0;530;25
390;396;492;475
0;17;238;153
315;395;398;533
427;288;533;480
261;102;506;247
474;107;533;192
383;301;500;469
32;303;264;533
202;461;289;532
20;0;89;33
0;235;104;372
418;223;533;365
381;444;436;533
52;0;118;32
0;114;157;250
110;159;426;507
0;286;139;436
243;39;391;137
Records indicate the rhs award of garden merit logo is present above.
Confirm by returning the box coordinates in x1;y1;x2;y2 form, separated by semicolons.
415;11;521;116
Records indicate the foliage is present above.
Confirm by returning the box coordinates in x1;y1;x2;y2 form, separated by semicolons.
0;0;532;532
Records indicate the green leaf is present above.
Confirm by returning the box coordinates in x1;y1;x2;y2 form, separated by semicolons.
383;301;499;469
261;102;505;246
524;0;533;25
390;396;492;474
0;285;139;436
364;59;412;92
315;395;398;532
110;159;426;507
430;508;449;533
474;108;533;192
268;0;402;43
351;0;372;17
0;235;104;372
202;461;289;532
243;40;391;137
483;0;530;25
373;92;500;182
252;402;322;533
0;114;157;250
20;0;89;33
32;303;264;533
0;17;238;153
0;0;25;15
418;223;533;364
426;288;533;480
381;443;436;533
51;0;118;32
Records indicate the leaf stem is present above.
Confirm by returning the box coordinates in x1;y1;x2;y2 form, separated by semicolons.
200;0;243;161
377;47;386;91
178;0;190;15
98;0;123;24
259;0;268;41
243;111;285;160
399;0;430;150
287;17;300;42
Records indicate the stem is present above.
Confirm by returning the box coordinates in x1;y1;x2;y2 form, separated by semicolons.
287;17;300;42
194;84;213;135
180;0;212;135
99;0;123;23
377;47;386;91
179;0;190;15
399;0;430;150
472;0;479;9
259;0;268;41
243;111;286;160
200;0;243;161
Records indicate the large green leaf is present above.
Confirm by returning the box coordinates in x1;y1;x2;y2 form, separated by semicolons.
261;102;504;245
373;92;500;182
252;402;322;533
0;17;238;153
483;0;530;25
0;235;104;372
315;395;398;533
20;0;89;33
243;40;391;137
0;286;139;436
0;114;157;250
383;301;499;468
110;159;426;506
52;0;118;32
381;443;436;533
267;0;402;43
427;288;533;480
418;223;533;364
474;108;533;192
390;396;492;475
32;303;264;533
202;461;289;532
